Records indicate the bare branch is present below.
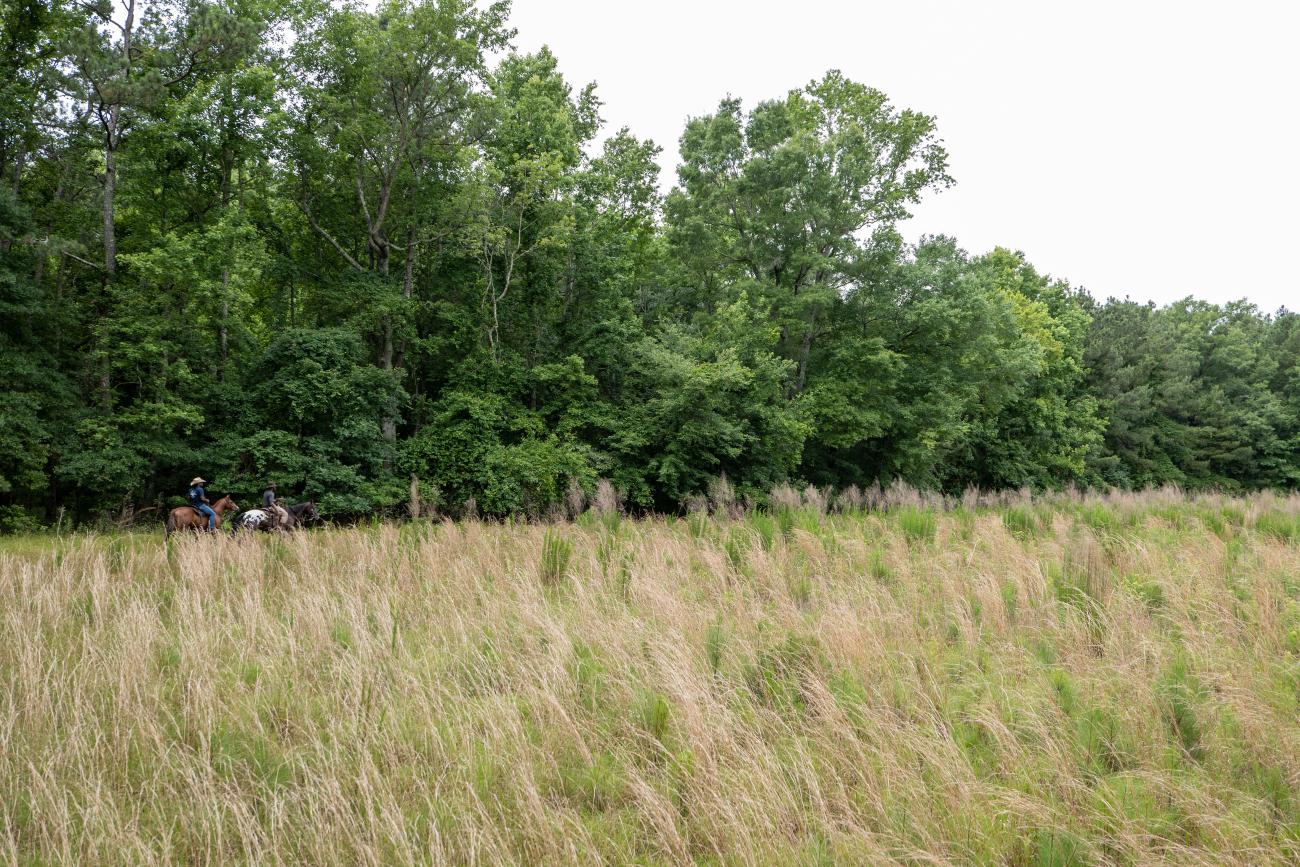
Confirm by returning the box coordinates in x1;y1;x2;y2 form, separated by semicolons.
300;199;365;271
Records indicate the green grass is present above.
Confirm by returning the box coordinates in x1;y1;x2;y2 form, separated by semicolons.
1003;505;1046;539
896;506;937;544
540;527;573;586
1255;510;1300;544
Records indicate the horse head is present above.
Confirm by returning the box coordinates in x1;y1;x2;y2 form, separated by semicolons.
299;501;322;525
214;495;239;514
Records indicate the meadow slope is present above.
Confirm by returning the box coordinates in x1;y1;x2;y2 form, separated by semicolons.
4;492;1300;865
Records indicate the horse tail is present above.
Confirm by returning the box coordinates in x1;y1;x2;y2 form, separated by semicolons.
165;511;175;538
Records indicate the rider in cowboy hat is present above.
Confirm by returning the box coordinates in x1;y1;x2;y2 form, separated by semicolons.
188;476;216;532
262;481;290;530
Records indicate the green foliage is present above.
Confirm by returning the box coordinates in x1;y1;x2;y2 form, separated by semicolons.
2;0;1297;531
1085;300;1299;490
749;512;777;550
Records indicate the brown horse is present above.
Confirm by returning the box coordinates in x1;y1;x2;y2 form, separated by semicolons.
165;495;239;538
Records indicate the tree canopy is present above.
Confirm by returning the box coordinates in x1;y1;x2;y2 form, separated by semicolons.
2;0;1295;529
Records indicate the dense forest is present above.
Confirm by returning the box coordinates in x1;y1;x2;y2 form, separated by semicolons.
2;0;1297;528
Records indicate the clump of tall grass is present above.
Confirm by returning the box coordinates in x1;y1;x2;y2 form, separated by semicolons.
724;527;750;571
1050;530;1113;610
834;483;865;513
896;506;936;544
1002;505;1045;540
682;492;709;515
749;511;778;550
565;478;587;519
1255;511;1300;545
800;484;829;514
1076;502;1119;534
707;473;739;517
768;482;803;513
1158;655;1207;762
539;528;573;586
867;546;893;584
593;478;621;513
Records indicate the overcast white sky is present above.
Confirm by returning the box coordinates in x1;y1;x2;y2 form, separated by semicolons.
507;0;1298;311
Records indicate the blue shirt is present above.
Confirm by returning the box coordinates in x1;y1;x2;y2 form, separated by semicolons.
188;485;207;506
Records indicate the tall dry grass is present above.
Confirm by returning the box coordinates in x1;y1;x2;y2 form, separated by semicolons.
3;494;1300;865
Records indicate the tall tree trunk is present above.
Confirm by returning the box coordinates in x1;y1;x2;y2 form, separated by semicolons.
396;225;416;370
376;227;398;451
379;319;394;371
99;110;119;413
102;119;118;276
408;473;421;520
98;365;112;410
100;0;134;277
219;268;230;380
795;309;819;394
380;318;396;449
1;137;22;257
9;139;24;196
402;226;416;300
218;126;233;382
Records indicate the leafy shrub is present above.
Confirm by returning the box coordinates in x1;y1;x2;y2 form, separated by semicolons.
0;505;43;534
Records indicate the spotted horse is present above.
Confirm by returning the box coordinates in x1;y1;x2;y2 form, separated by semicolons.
229;501;321;535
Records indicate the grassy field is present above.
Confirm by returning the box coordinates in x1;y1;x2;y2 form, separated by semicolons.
3;491;1300;865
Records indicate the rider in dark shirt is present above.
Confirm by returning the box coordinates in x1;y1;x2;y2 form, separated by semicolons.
262;482;290;529
188;476;216;531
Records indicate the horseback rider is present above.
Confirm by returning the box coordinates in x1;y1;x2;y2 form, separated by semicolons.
262;482;290;530
188;476;217;532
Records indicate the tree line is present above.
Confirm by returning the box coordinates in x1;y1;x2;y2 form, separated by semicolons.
2;0;1297;529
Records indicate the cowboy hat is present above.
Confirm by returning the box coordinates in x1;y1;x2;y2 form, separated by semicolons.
266;482;277;488
190;477;207;486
